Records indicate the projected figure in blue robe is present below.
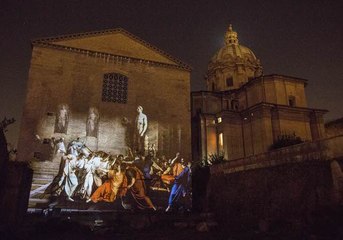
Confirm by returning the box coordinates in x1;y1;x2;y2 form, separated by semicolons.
165;158;191;212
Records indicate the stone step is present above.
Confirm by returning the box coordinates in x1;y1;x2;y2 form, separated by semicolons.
32;170;59;176
32;178;53;185
33;170;57;174
30;192;48;199
30;191;45;197
32;170;58;175
30;181;51;200
32;167;60;172
32;168;60;172
32;166;60;171
30;184;49;190
33;173;57;179
32;177;54;181
33;174;56;179
31;159;62;164
32;176;54;184
33;175;55;180
29;198;49;203
29;159;63;209
30;184;44;191
29;199;49;209
31;163;61;170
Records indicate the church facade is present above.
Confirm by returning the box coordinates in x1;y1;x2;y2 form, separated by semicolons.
191;25;327;162
18;28;192;162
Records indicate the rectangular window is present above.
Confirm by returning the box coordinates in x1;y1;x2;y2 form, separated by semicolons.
219;133;224;150
288;96;296;107
102;73;128;103
226;77;233;87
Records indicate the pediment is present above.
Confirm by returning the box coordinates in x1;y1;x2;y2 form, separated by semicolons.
34;28;189;68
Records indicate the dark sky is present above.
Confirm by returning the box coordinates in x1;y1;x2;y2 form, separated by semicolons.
1;0;342;145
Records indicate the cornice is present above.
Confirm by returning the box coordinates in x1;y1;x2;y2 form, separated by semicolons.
32;27;192;71
32;41;191;72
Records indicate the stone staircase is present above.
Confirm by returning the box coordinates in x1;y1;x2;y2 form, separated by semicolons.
28;158;61;209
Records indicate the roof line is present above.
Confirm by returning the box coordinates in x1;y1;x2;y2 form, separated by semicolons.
32;41;191;72
246;102;328;113
32;27;192;70
263;74;308;82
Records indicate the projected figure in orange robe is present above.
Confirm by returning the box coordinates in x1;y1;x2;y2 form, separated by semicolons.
161;152;180;186
88;162;125;203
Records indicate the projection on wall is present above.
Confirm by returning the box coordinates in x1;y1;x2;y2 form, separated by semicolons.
39;104;191;212
54;104;69;134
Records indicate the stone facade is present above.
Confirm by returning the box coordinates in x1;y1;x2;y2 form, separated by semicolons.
18;29;191;162
206;135;343;227
192;26;327;162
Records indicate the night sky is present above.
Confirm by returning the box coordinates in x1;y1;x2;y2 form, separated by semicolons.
1;0;342;146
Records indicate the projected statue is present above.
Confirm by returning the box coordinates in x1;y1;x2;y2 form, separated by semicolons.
134;105;148;153
55;104;69;133
86;107;99;137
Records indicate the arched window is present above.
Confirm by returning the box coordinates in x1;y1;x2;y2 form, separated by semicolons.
102;73;128;104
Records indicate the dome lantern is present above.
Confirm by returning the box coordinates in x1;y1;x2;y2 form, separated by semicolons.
206;24;263;91
225;24;239;45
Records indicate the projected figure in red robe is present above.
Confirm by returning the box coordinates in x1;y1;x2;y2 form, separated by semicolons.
124;165;156;210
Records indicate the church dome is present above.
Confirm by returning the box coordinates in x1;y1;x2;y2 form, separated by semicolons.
206;25;263;91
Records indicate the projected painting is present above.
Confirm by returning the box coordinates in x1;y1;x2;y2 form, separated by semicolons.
41;105;191;212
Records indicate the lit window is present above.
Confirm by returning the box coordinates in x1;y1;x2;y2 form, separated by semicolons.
217;117;222;123
219;133;224;148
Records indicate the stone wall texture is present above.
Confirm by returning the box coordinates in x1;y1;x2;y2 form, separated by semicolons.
18;31;191;161
206;135;343;227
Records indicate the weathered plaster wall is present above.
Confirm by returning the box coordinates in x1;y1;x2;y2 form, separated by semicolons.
18;45;191;161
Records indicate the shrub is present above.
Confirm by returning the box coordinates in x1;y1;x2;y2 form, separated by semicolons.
269;133;304;150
